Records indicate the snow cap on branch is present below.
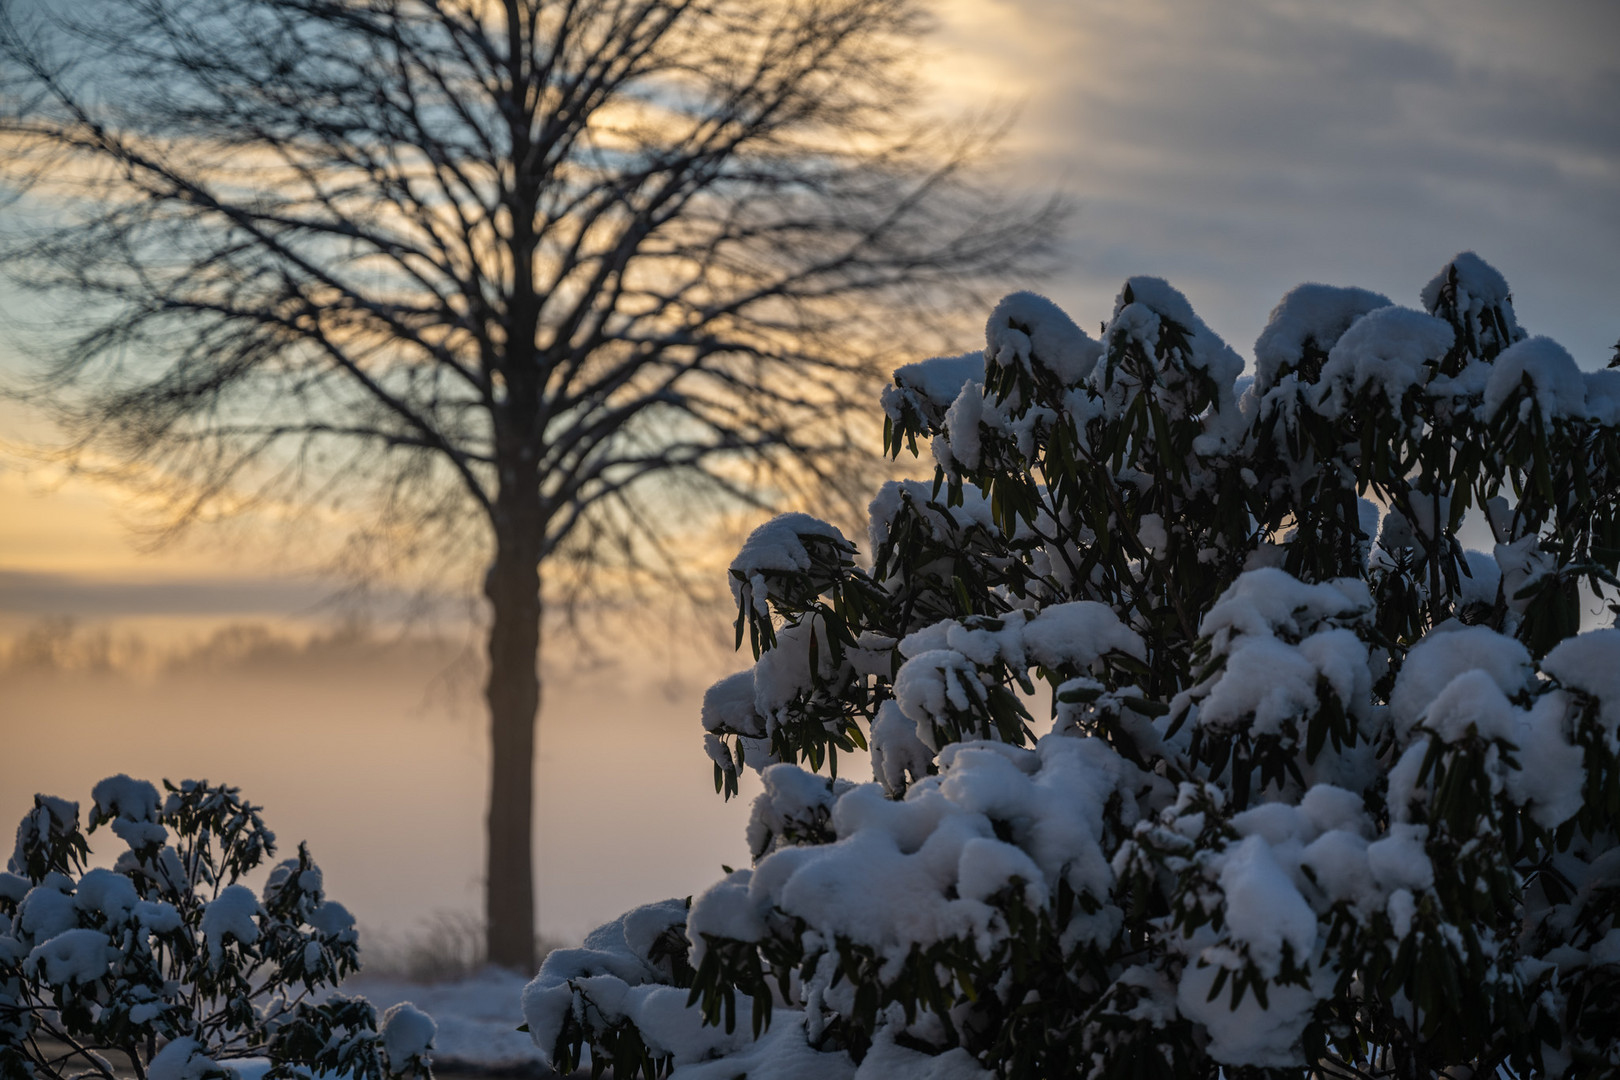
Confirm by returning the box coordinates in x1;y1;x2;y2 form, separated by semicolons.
984;291;1100;386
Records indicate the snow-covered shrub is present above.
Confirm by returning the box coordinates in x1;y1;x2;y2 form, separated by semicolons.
523;254;1620;1078
0;777;433;1080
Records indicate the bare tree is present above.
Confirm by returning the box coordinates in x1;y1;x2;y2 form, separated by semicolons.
0;0;1059;970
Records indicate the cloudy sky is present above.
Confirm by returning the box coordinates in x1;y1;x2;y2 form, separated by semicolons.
2;0;1617;943
934;0;1618;363
3;0;1617;606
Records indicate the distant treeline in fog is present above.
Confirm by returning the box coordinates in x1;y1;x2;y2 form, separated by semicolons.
0;618;473;680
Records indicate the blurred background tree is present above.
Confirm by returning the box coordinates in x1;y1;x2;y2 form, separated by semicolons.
0;0;1059;970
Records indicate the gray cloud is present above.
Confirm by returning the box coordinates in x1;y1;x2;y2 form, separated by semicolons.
954;0;1620;362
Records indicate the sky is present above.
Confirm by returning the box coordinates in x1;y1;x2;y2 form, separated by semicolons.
2;0;1618;948
933;0;1619;364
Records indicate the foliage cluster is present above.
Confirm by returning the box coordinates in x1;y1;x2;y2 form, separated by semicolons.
1;778;432;1080
524;253;1620;1078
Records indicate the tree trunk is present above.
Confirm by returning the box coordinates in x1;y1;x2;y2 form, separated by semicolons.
483;491;544;972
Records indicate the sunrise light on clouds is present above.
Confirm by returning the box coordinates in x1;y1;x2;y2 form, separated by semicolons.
2;0;1616;951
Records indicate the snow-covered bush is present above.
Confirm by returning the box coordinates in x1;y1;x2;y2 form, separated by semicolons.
0;777;434;1080
523;255;1620;1078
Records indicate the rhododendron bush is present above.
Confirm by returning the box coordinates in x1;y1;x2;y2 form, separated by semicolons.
0;779;433;1080
523;254;1620;1078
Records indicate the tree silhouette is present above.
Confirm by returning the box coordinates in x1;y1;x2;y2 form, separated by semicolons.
0;0;1058;969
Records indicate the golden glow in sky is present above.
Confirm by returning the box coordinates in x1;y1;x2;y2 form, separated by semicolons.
4;0;1618;602
2;0;1616;945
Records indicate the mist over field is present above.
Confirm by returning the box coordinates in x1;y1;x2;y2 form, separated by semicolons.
0;620;761;948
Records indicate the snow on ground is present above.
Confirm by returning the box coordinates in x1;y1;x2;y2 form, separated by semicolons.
337;968;550;1073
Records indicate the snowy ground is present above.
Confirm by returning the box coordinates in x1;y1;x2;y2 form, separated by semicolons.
338;969;558;1076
